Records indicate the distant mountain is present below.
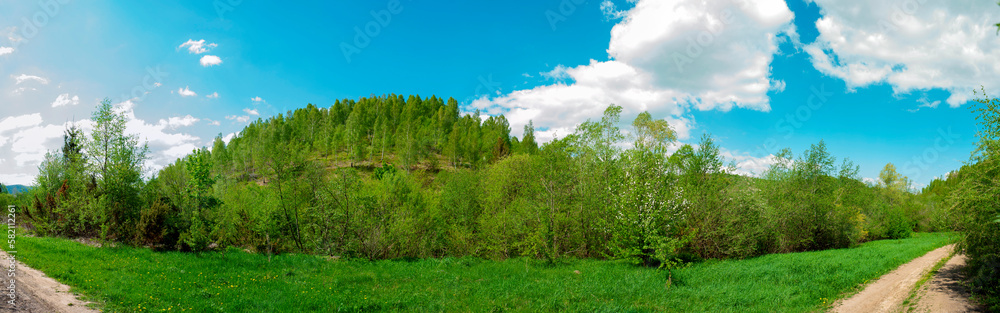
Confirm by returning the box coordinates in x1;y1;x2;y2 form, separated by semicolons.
2;184;30;195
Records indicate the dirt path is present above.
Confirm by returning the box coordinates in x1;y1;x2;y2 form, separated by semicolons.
909;254;985;313
0;250;99;313
831;244;955;313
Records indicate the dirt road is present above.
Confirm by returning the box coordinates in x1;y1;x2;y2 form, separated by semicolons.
0;250;98;313
831;244;984;313
831;244;954;313
910;254;985;312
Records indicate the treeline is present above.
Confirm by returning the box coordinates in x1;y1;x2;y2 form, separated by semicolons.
11;95;951;268
922;88;1000;310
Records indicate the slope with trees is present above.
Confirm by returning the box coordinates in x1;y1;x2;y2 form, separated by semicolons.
10;96;952;273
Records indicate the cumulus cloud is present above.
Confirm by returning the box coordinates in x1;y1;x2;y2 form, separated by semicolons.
723;149;781;177
113;99;202;173
0;113;43;147
250;96;265;103
0;47;11;56
12;74;48;85
178;39;217;54
600;0;628;20
200;55;222;67
158;115;199;129
178;86;197;97
226;108;260;124
226;115;251;123
805;0;1000;106
472;0;795;141
50;93;79;107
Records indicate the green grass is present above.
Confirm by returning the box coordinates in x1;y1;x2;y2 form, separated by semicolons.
2;230;956;312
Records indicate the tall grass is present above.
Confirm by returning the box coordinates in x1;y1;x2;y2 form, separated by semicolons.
2;227;955;312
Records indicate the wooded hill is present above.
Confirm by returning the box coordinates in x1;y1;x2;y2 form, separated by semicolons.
2;94;954;268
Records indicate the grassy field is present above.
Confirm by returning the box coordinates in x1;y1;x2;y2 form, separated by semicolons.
2;229;956;312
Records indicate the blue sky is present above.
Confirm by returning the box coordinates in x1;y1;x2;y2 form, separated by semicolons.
1;0;998;188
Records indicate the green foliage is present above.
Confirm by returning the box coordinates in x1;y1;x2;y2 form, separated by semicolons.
953;87;1000;309
17;95;951;279
88;98;149;242
373;162;397;180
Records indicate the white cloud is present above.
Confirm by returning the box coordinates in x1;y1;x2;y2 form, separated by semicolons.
600;0;628;20
0;173;34;186
226;108;260;124
50;93;80;108
0;113;43;147
154;82;162;87
112;99;202;174
10;123;64;167
907;97;942;113
206;92;219;99
805;0;1000;107
226;115;251;123
200;55;222;67
12;74;48;85
158;115;199;129
722;148;781;177
250;96;265;103
178;86;197;97
178;39;217;54
0;47;11;56
474;0;794;140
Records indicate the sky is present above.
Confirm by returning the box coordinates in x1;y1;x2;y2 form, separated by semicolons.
1;0;998;189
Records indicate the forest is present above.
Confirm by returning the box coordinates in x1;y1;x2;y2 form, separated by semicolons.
0;91;997;307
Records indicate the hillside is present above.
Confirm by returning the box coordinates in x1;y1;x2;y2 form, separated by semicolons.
2;184;30;195
7;95;952;267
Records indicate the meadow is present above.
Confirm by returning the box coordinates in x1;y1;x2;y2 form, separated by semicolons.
2;227;956;312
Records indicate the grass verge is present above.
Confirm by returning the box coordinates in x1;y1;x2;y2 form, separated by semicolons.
1;228;957;312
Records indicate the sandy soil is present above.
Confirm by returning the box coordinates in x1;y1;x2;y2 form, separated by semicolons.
0;250;98;313
910;254;985;313
831;244;954;313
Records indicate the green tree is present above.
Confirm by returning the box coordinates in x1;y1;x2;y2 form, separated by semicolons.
519;121;538;155
878;163;909;192
954;87;1000;308
178;148;216;251
86;98;149;241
